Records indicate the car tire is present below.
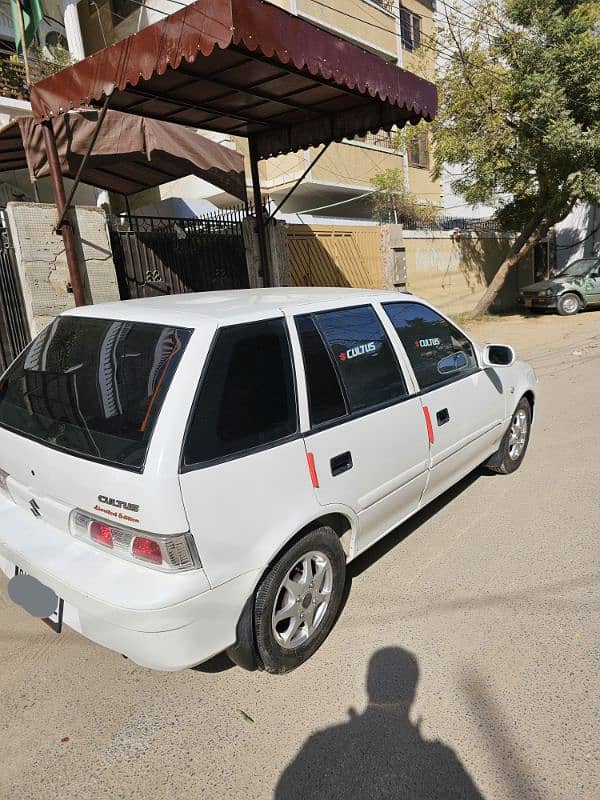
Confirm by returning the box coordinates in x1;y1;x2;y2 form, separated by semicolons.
485;397;532;474
253;526;346;674
557;292;581;316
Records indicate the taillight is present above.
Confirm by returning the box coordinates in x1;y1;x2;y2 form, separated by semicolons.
70;510;201;572
90;521;114;549
132;536;162;565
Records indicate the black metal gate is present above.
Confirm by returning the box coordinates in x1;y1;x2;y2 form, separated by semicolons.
109;209;250;300
0;225;30;374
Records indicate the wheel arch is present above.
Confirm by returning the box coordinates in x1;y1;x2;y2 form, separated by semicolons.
559;289;586;308
226;509;356;672
522;389;535;421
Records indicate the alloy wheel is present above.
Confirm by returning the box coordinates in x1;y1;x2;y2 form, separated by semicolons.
271;551;334;649
508;408;528;460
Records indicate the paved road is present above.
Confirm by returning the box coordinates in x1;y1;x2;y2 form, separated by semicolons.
1;315;599;800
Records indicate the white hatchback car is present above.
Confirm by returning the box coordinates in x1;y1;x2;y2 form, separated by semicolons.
0;289;537;673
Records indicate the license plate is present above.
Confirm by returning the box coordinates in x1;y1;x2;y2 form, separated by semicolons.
13;566;64;633
524;298;533;308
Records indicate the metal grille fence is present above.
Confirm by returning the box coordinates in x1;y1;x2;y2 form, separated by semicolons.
108;206;251;299
0;226;30;374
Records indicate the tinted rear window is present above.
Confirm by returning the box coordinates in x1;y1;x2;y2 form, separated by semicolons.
0;316;191;470
183;318;297;466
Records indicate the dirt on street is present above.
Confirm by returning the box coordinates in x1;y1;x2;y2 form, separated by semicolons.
1;310;598;800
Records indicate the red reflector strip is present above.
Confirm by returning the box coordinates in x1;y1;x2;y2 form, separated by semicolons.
306;452;319;488
422;406;435;445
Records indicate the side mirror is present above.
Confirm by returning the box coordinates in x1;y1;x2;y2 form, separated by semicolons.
437;350;469;375
482;344;516;367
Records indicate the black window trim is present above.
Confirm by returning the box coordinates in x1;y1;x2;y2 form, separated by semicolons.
297;303;412;434
381;300;481;393
303;367;482;438
179;316;301;474
0;316;194;475
294;312;350;429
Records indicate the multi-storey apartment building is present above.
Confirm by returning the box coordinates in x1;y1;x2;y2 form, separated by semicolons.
76;0;442;219
0;0;94;204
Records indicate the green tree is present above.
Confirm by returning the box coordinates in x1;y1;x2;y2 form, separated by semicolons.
433;0;600;316
370;168;439;226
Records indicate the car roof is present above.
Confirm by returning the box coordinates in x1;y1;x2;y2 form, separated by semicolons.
63;287;419;328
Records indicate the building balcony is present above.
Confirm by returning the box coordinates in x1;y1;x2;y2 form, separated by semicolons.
0;55;64;103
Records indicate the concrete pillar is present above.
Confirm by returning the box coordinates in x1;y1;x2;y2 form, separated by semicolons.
61;0;85;61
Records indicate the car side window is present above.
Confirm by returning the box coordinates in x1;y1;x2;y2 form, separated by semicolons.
383;302;477;390
183;318;297;466
310;305;408;414
296;315;348;427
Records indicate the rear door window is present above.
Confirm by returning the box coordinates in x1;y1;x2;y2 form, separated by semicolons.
183;318;297;466
383;302;478;390
309;305;408;414
0;316;191;470
295;315;347;427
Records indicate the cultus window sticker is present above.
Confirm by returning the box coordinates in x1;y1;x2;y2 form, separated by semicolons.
414;338;441;349
339;342;378;362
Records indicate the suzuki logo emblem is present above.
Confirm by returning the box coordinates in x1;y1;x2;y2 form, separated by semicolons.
29;499;41;518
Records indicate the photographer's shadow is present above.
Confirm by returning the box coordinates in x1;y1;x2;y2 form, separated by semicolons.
275;647;484;800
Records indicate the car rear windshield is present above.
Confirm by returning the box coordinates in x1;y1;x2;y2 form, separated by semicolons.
0;316;191;471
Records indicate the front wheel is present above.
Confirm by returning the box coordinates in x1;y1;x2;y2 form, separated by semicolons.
486;397;532;474
557;292;581;316
254;527;346;674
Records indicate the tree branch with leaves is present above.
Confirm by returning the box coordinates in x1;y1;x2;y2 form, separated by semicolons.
432;0;600;316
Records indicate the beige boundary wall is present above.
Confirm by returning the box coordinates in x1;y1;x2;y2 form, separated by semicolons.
284;222;534;314
5;202;120;335
402;229;535;315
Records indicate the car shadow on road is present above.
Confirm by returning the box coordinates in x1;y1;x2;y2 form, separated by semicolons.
274;646;485;800
350;466;490;580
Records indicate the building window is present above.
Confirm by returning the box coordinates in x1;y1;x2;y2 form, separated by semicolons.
408;131;429;169
400;7;422;52
109;0;139;25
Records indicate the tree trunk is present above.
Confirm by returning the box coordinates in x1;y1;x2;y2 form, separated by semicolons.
469;213;550;318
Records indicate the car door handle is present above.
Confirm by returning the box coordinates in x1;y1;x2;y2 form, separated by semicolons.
436;408;450;426
331;451;353;477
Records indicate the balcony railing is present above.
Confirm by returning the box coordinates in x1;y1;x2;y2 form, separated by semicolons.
367;0;396;12
0;55;66;102
353;131;399;151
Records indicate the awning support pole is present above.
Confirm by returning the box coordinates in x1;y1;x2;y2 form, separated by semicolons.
248;137;271;286
267;143;330;222
56;97;110;232
41;119;87;308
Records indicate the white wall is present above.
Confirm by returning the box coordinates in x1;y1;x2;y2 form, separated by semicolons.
554;203;600;271
6;202;120;334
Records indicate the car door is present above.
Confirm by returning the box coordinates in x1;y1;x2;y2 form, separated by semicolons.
583;264;600;305
292;304;430;555
382;301;507;504
178;317;314;587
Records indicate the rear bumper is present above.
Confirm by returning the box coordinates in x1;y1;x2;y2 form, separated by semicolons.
0;496;259;670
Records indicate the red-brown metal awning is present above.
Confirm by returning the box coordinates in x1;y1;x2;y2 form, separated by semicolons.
30;0;437;160
30;0;437;302
0;109;245;199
